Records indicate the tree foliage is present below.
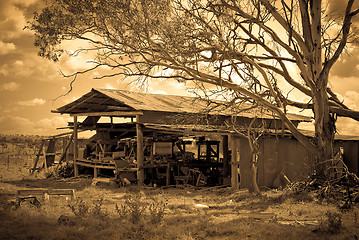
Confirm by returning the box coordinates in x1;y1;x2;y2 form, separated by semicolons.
28;0;359;176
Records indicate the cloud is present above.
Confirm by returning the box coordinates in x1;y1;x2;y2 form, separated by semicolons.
104;83;115;89
1;81;20;91
34;116;71;132
18;98;46;106
0;115;71;135
331;49;359;78
0;0;43;41
0;41;16;55
0;116;33;134
336;117;359;136
341;90;359;110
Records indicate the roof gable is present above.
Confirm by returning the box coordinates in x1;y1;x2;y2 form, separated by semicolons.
55;88;310;122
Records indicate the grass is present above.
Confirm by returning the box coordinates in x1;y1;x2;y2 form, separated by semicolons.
1;161;359;239
1;185;359;240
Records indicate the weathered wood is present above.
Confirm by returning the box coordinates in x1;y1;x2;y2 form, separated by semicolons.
17;189;48;196
45;138;57;167
94;167;98;178
136;115;144;186
222;135;229;177
55;133;74;170
230;135;240;190
166;162;170;186
73;116;79;177
31;140;45;174
70;111;143;117
107;106;135;111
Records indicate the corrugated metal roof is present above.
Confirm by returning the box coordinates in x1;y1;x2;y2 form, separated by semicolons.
56;88;311;122
299;129;359;141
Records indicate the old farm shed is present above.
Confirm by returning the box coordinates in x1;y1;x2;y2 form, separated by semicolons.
53;88;358;189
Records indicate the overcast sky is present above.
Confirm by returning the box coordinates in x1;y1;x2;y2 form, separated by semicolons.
0;0;359;136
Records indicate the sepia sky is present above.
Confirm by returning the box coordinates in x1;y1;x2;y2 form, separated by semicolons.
0;0;359;136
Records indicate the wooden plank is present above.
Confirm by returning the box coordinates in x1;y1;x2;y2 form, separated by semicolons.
73;116;79;177
222;135;229;177
55;132;74;170
70;111;143;117
47;189;75;195
230;135;240;190
18;189;48;196
31;140;45;174
166;162;170;186
45;138;57;167
75;161;116;169
107;106;135;111
136;115;145;186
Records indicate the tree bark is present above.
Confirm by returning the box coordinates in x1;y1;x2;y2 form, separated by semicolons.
313;88;335;178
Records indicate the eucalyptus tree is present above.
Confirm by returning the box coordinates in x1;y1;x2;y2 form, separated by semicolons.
29;0;359;178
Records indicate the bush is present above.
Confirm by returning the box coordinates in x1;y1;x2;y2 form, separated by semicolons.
116;194;148;224
115;194;166;224
148;198;166;224
68;198;107;220
68;200;90;219
317;211;342;234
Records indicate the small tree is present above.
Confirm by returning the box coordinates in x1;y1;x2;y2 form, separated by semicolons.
28;0;359;178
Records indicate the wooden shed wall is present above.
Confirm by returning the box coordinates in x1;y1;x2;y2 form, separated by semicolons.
335;140;359;176
141;111;297;129
239;136;315;188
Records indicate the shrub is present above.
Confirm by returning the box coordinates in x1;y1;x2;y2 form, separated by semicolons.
317;211;342;234
68;200;90;219
91;198;107;218
148;199;166;224
68;198;107;220
115;194;166;224
116;194;148;224
325;211;342;234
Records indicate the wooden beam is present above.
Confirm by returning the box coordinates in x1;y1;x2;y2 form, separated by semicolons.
70;111;143;117
107;106;135;111
136;114;145;186
73;116;79;177
65;92;97;113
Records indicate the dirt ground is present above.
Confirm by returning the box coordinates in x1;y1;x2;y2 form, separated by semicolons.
0;160;359;240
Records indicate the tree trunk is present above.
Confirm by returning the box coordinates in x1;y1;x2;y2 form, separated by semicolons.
309;0;335;179
250;154;261;195
313;88;335;178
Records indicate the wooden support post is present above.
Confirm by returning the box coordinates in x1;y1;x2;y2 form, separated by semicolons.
42;142;47;168
166;162;170;186
94;167;98;178
63;138;67;162
230;135;240;190
222;135;229;177
73;116;79;177
136;115;144;186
